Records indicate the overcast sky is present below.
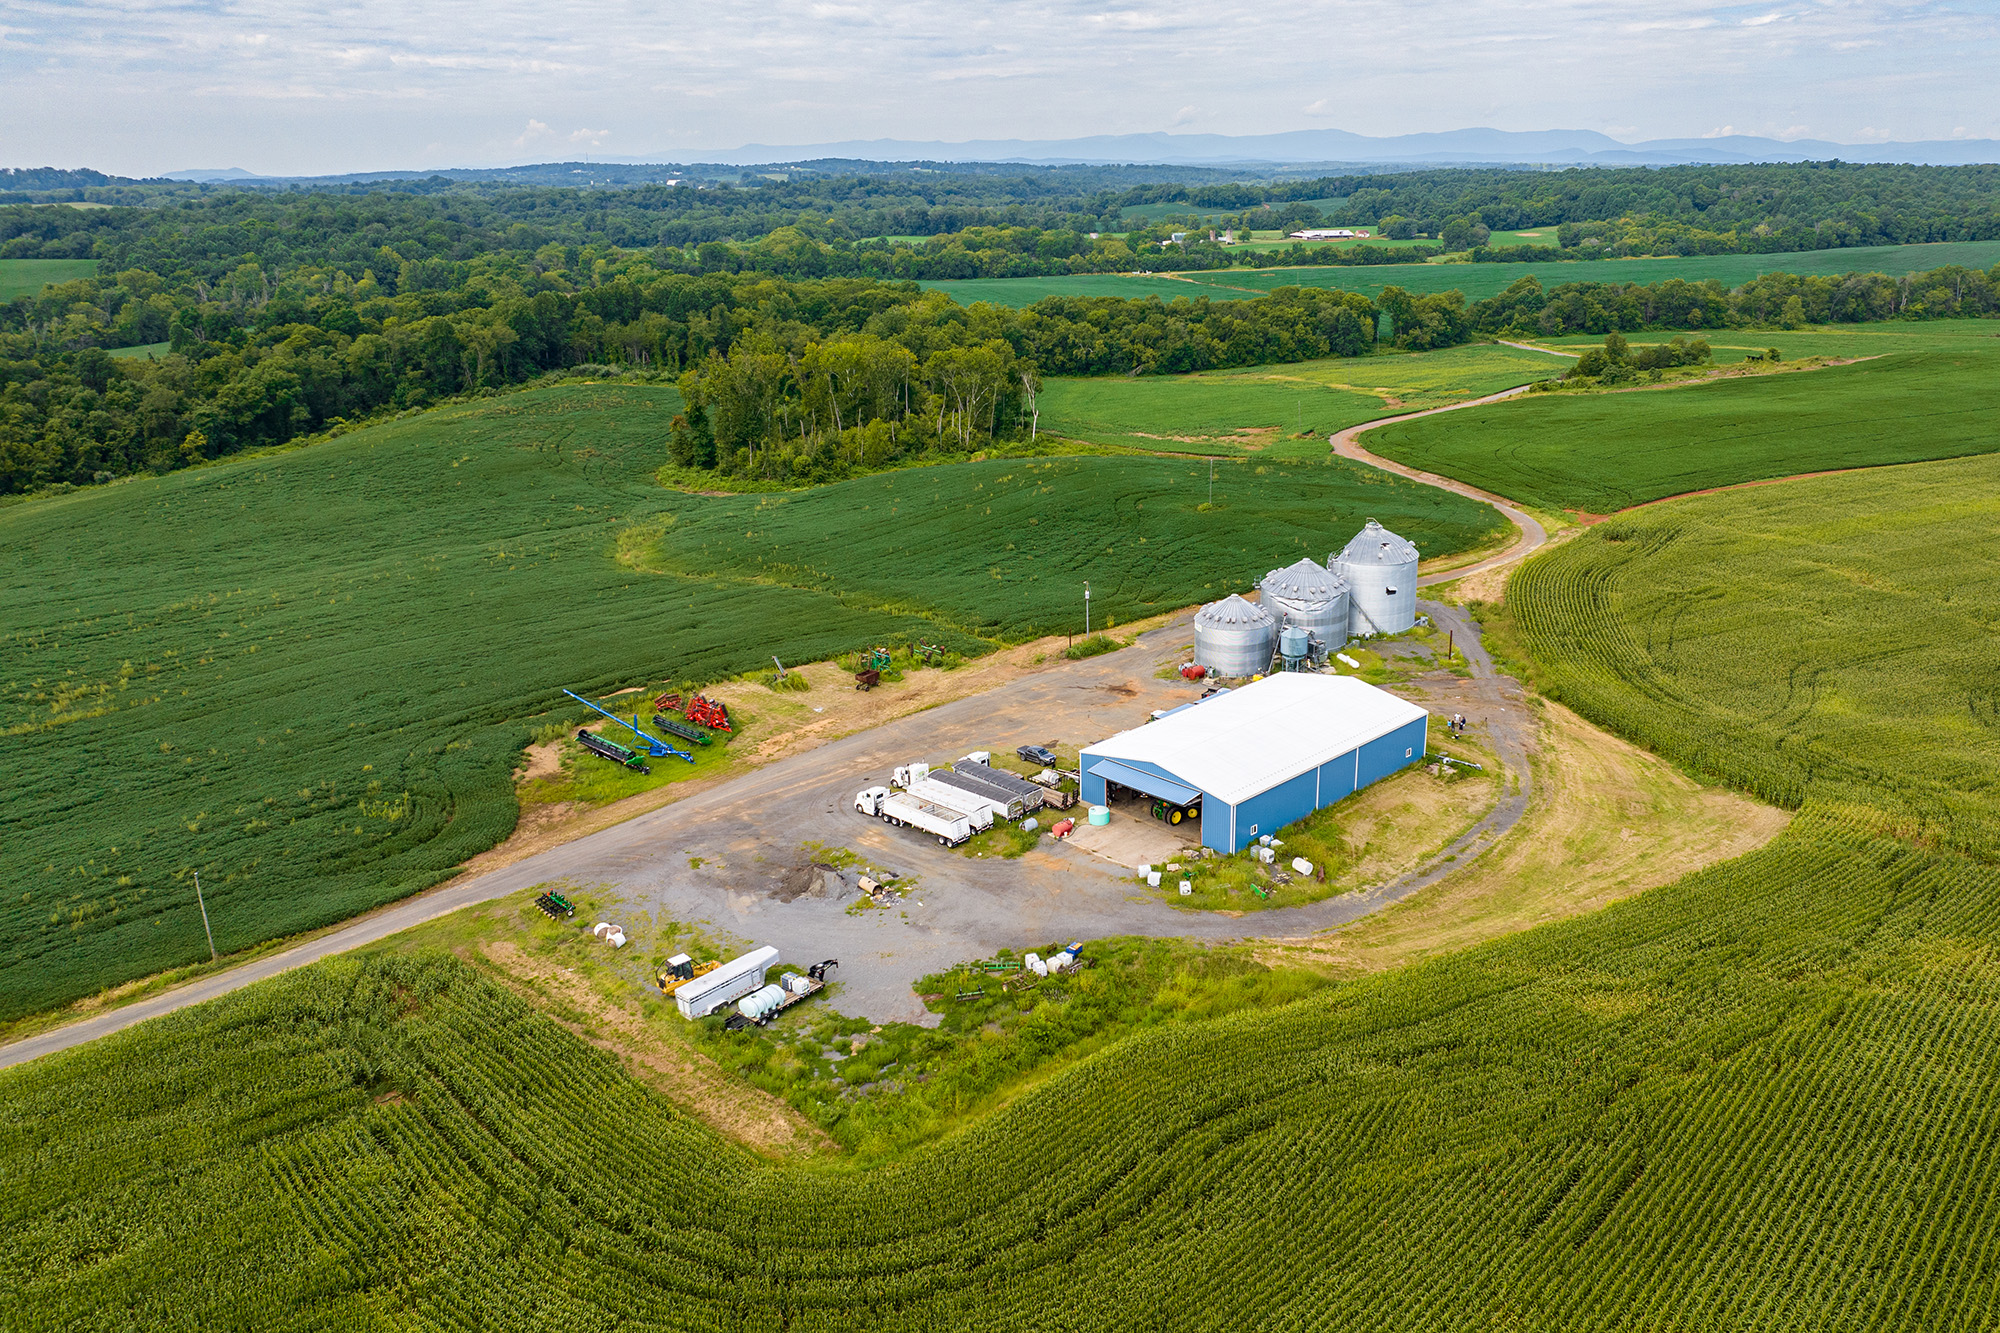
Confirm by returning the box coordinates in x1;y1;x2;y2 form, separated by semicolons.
3;0;1996;175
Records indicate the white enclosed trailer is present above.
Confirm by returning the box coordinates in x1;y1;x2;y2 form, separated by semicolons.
855;786;974;846
675;945;780;1019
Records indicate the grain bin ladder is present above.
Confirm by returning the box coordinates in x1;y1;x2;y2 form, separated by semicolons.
561;688;694;763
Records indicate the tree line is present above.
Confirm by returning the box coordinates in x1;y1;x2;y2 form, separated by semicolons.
2;228;1994;494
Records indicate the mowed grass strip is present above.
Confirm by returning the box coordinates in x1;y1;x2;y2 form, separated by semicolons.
1361;348;2000;513
1038;343;1567;458
0;385;981;1020
643;454;1506;639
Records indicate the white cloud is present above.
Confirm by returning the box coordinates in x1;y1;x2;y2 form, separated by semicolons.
0;0;1993;174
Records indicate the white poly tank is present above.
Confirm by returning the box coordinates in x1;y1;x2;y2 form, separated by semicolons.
738;983;788;1019
1333;519;1419;636
1193;594;1277;678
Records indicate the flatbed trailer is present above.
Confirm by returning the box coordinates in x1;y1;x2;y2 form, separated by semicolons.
855;786;972;846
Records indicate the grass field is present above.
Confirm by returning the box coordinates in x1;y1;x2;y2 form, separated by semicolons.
0;385;994;1021
1360;346;2000;513
924;239;2000;309
1038;342;1567;457
639;454;1504;638
104;341;170;360
0;258;97;301
1527;317;2000;364
1513;451;2000;850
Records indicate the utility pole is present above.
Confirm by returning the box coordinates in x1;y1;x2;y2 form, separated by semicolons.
193;870;217;962
1084;581;1092;636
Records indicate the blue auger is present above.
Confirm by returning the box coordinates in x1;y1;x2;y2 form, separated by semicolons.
561;688;694;763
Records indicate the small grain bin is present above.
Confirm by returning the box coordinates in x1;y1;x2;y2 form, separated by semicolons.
1334;519;1420;636
1278;625;1311;671
1192;594;1278;677
1259;557;1350;660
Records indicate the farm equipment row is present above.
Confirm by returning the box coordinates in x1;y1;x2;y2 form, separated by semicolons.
533;891;577;919
563;688;694;764
652;690;732;732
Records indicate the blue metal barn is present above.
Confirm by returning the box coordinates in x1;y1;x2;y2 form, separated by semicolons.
1077;673;1429;854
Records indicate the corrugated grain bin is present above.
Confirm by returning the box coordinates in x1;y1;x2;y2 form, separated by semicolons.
1192;594;1277;678
1333;519;1420;636
1260;557;1350;659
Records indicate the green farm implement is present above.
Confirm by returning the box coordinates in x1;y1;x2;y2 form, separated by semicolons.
653;713;713;745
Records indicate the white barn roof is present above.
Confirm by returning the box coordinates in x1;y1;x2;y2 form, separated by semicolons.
1084;673;1426;806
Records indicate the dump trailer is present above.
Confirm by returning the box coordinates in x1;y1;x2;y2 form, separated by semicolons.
905;777;998;831
855;786;973;846
577;729;651;773
675;946;780;1019
931;763;1044;820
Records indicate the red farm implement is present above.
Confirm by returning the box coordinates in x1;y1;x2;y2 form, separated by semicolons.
685;695;733;732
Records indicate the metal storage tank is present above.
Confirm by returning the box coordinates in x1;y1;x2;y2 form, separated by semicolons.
1259;557;1350;661
1193;594;1277;678
1278;625;1311;670
1334;519;1420;636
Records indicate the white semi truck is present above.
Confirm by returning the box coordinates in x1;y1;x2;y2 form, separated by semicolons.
855;786;974;846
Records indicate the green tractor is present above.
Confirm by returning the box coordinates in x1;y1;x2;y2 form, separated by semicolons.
1150;798;1198;826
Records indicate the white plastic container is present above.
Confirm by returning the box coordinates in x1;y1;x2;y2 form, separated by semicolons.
1147;870;1162;887
1179;880;1193;897
1256;846;1276;864
737;983;788;1020
1025;953;1048;977
783;972;813;996
1292;857;1313;876
1022;818;1038;832
1138;863;1152;878
1049;951;1075;971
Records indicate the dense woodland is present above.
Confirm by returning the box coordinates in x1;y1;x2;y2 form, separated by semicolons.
4;162;2000;491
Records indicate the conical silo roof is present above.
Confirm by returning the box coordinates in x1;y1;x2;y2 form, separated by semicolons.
1194;593;1275;628
1336;519;1419;567
1260;557;1348;602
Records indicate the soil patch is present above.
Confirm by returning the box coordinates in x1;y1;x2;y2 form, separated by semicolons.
518;741;562;783
479;941;831;1158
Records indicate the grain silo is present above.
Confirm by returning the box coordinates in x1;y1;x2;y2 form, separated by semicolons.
1193;594;1277;678
1334;519;1419;636
1259;557;1350;662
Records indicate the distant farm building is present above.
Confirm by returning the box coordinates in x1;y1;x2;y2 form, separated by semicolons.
1288;229;1371;241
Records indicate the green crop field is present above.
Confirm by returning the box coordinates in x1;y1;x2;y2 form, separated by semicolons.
1361;347;2000;513
1175;237;2000;303
919;273;1252;308
639;453;1503;638
13;527;2000;1326
1513;451;2000;850
1037;342;1568;457
0;258;98;301
1528;317;2000;364
0;384;1504;1020
924;239;2000;310
0;385;994;1022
